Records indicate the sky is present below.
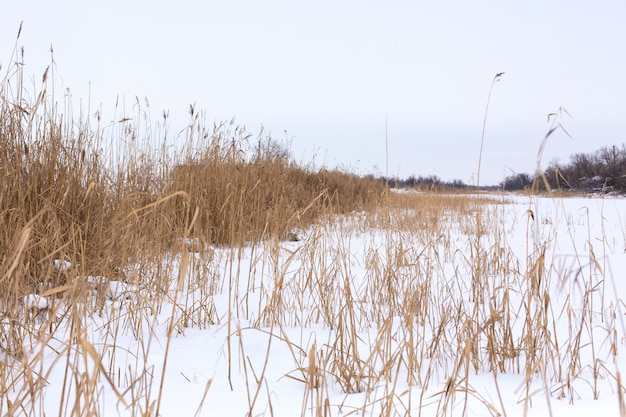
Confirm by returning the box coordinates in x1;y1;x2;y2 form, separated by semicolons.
1;1;625;185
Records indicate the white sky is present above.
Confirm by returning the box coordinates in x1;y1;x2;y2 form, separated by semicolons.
2;1;625;185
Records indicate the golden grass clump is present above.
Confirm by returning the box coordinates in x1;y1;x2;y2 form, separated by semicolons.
0;48;384;305
167;121;385;246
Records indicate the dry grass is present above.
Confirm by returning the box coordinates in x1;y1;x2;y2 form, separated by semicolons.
0;47;386;416
1;45;625;417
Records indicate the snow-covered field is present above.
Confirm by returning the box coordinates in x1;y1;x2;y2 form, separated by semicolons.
4;194;626;416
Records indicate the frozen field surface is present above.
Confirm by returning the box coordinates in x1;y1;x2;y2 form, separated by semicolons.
4;194;626;416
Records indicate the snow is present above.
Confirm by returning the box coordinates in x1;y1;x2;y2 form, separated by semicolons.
106;280;136;301
53;258;73;272
4;194;626;416
22;294;50;310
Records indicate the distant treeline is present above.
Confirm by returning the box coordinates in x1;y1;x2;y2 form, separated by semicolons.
502;143;626;193
367;174;469;190
373;143;626;194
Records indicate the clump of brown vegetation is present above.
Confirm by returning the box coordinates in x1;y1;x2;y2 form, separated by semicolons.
0;49;384;299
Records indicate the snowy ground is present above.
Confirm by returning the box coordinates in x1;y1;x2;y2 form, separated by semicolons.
5;194;626;416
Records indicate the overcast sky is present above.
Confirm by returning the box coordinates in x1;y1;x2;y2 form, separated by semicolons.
2;1;625;185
